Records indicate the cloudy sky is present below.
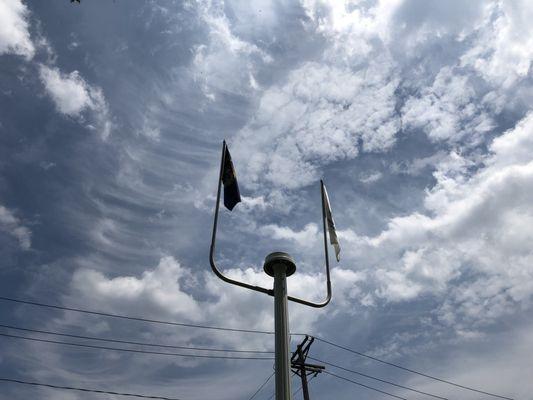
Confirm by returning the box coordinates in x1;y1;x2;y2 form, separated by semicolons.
0;0;532;399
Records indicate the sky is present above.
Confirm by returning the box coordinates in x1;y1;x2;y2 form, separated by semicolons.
0;0;532;399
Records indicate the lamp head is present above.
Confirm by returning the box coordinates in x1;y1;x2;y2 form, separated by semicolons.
263;252;296;277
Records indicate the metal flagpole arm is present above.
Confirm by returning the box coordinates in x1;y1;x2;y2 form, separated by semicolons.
209;142;332;304
286;180;332;308
209;141;273;296
209;143;334;400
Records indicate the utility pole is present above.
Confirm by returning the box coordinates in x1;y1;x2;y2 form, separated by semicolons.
210;141;336;400
291;336;324;400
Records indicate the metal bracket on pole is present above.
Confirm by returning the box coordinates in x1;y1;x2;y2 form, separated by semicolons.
209;141;332;307
209;140;273;297
286;180;332;308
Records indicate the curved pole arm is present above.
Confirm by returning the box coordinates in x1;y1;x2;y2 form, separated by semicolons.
286;179;332;308
209;141;273;296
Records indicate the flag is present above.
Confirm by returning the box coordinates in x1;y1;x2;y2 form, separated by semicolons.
222;143;241;211
323;183;340;262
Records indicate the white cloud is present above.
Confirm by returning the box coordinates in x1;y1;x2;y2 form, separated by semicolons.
0;0;34;58
402;66;494;144
399;1;532;144
390;151;448;176
340;113;533;328
233;60;399;190
138;117;160;141
298;1;530;155
0;204;31;250
71;256;203;322
209;0;533;330
39;64;112;138
240;195;268;212
0;2;113;139
187;0;531;195
191;0;271;99
39;65;102;116
180;1;403;191
302;0;403;44
360;171;383;183
66;253;368;352
259;222;320;248
460;1;533;90
385;0;488;53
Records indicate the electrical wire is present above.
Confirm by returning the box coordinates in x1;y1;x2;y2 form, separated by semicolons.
323;370;407;400
246;372;275;400
0;332;274;361
0;296;274;335
0;377;182;400
0;323;273;354
265;372;298;400
291;374;316;399
0;295;514;399
309;356;448;400
312;337;514;400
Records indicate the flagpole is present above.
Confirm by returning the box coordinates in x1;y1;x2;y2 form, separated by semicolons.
264;252;296;400
208;142;336;400
320;180;332;298
209;140;226;259
209;141;272;295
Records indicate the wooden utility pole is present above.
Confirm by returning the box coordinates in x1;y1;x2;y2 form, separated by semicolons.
291;336;324;400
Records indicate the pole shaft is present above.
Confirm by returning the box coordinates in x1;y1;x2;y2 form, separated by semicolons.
273;264;292;400
297;347;310;400
301;371;310;400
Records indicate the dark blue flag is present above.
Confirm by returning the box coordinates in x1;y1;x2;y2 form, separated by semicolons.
222;145;241;210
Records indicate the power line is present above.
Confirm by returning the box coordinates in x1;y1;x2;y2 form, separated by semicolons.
0;377;182;400
292;374;316;400
265;372;297;400
0;295;515;400
0;296;273;335
309;356;448;400
0;323;273;354
0;332;274;361
246;371;274;400
313;336;514;400
323;370;407;400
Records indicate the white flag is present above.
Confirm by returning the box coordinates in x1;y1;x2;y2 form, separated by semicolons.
323;184;340;262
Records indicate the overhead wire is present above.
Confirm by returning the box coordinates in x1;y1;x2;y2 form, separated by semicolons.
0;295;514;399
323;370;407;400
312;336;514;400
291;374;317;399
246;371;275;400
0;377;182;400
0;296;274;335
308;356;448;400
0;332;274;361
0;323;273;354
265;372;298;400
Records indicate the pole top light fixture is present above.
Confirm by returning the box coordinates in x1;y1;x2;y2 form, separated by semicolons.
264;252;296;277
